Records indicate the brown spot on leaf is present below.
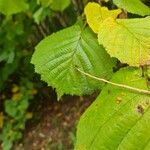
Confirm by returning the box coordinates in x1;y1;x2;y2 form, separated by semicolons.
118;10;128;19
146;101;150;105
140;60;150;66
137;105;144;115
116;97;122;104
147;78;150;88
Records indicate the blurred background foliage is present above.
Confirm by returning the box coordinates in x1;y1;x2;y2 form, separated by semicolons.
0;0;95;149
0;0;149;150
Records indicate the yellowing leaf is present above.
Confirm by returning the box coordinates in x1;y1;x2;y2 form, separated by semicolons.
84;2;121;33
12;92;22;101
98;17;150;66
11;84;20;93
26;112;33;119
32;89;38;95
0;112;4;128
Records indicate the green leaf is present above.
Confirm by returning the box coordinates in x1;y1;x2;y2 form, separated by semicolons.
0;0;29;16
38;0;53;7
31;25;116;98
50;0;70;11
33;7;53;24
0;60;18;91
5;100;18;118
113;0;150;16
76;67;150;150
39;0;70;11
98;17;150;67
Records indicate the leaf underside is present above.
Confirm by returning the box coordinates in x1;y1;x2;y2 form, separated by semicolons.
31;25;116;98
76;67;150;150
98;17;150;67
113;0;150;16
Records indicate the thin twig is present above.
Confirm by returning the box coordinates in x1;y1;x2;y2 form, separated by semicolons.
76;68;150;95
55;12;67;27
41;21;50;35
35;24;47;37
72;0;81;15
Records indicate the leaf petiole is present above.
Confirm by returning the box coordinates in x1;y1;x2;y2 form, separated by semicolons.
76;68;150;95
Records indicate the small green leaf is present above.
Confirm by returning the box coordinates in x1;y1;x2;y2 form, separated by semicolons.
76;67;150;150
39;0;70;11
33;7;53;24
50;0;70;11
113;0;150;16
39;0;53;7
98;17;150;67
31;25;116;98
5;100;18;118
0;0;29;16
